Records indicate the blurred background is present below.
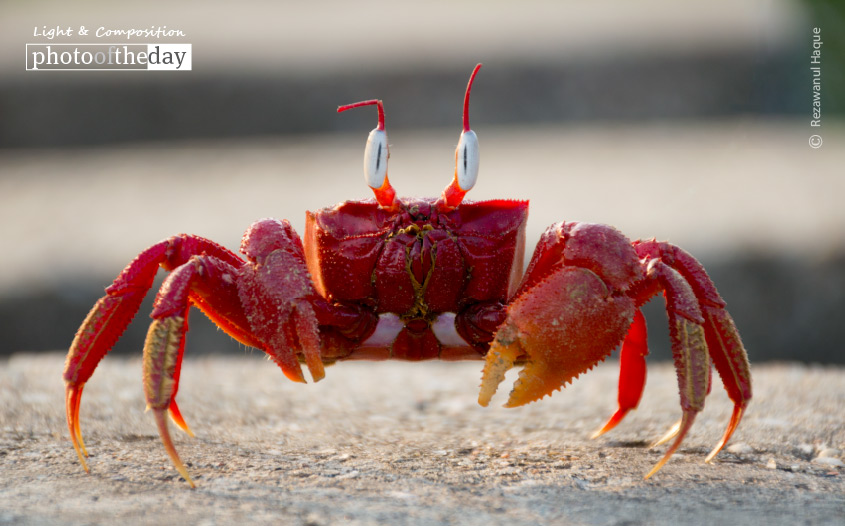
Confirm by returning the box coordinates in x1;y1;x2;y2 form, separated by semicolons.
0;0;843;363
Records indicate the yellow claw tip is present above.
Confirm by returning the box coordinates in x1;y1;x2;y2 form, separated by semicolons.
176;464;196;488
73;441;90;473
66;383;90;471
169;402;196;438
704;405;745;464
644;456;670;480
154;408;196;488
591;408;630;440
589;429;605;440
643;411;697;480
73;418;88;458
649;418;682;449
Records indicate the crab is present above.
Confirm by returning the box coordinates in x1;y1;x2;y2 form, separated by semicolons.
63;64;751;487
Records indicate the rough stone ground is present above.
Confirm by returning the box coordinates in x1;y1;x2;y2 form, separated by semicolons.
1;354;842;525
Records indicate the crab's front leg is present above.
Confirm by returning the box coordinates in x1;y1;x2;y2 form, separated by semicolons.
143;218;351;485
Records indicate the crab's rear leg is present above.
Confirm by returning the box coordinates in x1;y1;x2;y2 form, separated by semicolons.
63;236;243;472
591;308;649;438
635;240;752;463
638;259;711;478
479;223;718;477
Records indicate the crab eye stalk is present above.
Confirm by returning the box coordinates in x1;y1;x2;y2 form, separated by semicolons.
456;129;480;194
337;99;398;210
440;63;482;210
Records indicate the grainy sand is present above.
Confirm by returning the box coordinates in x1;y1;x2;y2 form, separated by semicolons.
1;354;842;525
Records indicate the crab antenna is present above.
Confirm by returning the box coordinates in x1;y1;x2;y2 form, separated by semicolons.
463;63;481;132
337;99;397;209
440;63;482;210
337;99;385;130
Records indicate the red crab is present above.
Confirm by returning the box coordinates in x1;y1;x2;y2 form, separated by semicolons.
63;64;751;487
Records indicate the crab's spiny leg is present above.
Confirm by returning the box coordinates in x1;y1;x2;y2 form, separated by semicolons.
592;308;649;438
153;407;195;488
145;246;328;485
144;310;195;487
168;399;195;437
650;418;682;448
701;307;750;461
65;383;88;471
705;405;744;462
645;410;697;480
163;304;194;438
640;260;710;477
635;240;751;462
146;252;262;439
63;241;170;471
63;236;245;473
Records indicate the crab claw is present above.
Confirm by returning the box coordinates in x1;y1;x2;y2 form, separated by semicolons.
143;314;195;487
65;383;89;472
479;266;635;407
239;219;325;384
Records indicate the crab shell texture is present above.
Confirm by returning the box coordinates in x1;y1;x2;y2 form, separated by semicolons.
305;197;527;362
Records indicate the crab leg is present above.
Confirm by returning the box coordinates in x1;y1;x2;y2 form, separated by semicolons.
143;251;279;486
591;308;649;438
63;236;244;472
144;220;331;485
635;240;752;462
701;310;747;462
144;307;194;486
63;242;167;470
641;259;710;478
238;219;326;383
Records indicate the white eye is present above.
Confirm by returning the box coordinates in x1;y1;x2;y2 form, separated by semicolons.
363;128;389;189
456;130;479;191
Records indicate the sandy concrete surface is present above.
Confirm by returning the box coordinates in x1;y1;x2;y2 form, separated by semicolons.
1;354;842;525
